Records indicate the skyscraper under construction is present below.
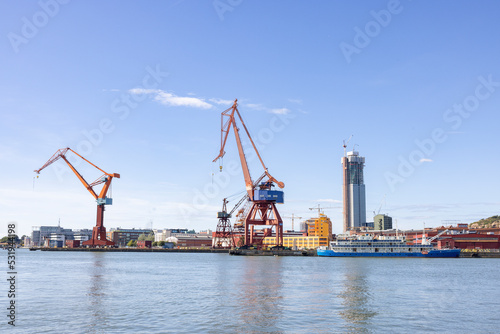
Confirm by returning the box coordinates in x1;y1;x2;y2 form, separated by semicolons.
342;150;366;232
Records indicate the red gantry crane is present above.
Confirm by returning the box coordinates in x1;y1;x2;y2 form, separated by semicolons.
213;99;285;248
34;148;119;247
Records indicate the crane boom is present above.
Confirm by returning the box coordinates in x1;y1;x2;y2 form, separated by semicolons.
213;99;284;198
34;147;120;201
426;229;449;244
35;147;120;247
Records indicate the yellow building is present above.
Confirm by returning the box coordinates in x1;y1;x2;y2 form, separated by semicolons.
262;214;332;249
307;213;332;238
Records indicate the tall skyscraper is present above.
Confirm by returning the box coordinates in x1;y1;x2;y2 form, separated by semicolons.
342;150;366;232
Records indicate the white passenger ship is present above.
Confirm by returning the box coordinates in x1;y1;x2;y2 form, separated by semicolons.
317;234;460;258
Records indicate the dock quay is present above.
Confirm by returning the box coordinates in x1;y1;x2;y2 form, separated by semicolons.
29;248;500;257
34;247;228;253
459;250;500;258
229;249;317;256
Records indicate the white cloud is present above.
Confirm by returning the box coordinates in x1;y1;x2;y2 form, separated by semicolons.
128;88;213;109
420;158;433;163
209;98;233;106
102;88;120;92
129;88;157;95
288;98;302;104
245;103;266;111
269;108;290;115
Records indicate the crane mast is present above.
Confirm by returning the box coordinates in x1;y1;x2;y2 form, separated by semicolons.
34;147;119;247
213;99;285;247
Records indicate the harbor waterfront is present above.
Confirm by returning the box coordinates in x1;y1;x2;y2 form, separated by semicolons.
4;249;500;333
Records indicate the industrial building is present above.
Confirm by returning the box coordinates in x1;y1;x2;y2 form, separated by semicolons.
374;214;393;230
176;235;212;248
262;236;328;249
342;150;366;232
154;228;192;242
438;234;500;250
262;214;333;249
31;225;92;247
306;214;333;239
106;228;153;247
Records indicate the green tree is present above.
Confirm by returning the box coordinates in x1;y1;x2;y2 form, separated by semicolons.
138;233;155;241
1;235;20;243
127;240;137;247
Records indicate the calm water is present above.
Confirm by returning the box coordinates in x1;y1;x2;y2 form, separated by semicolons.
3;249;500;333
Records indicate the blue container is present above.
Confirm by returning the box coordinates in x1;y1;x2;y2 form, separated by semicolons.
253;190;284;204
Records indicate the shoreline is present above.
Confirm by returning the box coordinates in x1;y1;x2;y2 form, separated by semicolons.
27;247;500;257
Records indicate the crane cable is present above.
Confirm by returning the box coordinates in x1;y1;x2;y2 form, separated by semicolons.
226;189;246;202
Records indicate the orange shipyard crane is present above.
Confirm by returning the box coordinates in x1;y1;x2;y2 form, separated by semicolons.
213;99;285;247
34;148;119;247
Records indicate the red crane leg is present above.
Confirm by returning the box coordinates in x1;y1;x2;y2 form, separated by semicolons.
82;205;114;247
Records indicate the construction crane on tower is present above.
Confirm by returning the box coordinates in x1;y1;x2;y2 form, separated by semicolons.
283;214;302;231
309;204;339;217
343;135;353;157
34;147;119;247
213;99;285;248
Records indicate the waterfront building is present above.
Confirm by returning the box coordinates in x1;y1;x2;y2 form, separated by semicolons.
438;234;500;250
342;150;366;232
262;215;332;249
262;235;328;249
23;236;32;247
137;240;152;248
106;228;153;247
31;225;85;246
66;240;80;248
374;214;392;230
306;214;333;240
176;235;212;248
154;228;194;242
362;222;374;229
72;229;92;242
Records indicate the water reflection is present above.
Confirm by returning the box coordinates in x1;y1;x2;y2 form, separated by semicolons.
86;252;108;333
237;257;284;334
338;260;377;333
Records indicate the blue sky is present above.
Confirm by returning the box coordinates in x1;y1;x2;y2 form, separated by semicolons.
1;0;499;237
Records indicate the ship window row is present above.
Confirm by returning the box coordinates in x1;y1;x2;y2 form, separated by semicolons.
333;245;429;249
